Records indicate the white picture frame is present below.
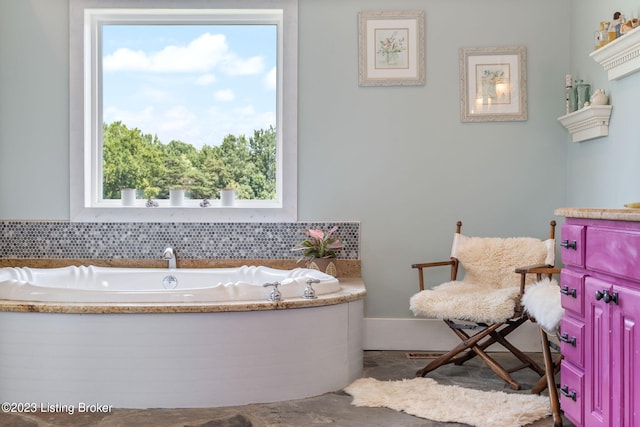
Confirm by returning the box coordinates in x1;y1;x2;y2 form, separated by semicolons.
459;46;527;122
358;10;426;87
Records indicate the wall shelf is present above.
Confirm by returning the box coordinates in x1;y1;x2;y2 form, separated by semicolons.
590;25;640;80
558;105;613;143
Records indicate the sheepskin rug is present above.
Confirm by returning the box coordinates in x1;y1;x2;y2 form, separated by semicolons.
410;235;554;324
521;278;565;333
344;377;551;427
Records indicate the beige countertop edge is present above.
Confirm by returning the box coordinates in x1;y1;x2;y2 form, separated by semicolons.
0;278;366;314
554;207;640;222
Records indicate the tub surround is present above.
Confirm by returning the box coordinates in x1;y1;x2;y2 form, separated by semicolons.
0;221;360;260
0;260;365;408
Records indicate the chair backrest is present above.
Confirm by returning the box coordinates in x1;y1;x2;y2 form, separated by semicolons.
451;233;555;289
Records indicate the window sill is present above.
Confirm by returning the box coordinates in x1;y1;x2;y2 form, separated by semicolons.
70;205;296;222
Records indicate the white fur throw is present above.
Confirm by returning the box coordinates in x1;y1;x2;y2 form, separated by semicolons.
410;281;521;323
451;234;554;289
521;278;564;333
410;235;553;324
345;377;551;427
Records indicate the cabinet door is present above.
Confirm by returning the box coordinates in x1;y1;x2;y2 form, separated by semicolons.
611;284;640;427
584;277;611;427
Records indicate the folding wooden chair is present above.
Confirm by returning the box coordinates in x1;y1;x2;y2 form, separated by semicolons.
409;220;556;390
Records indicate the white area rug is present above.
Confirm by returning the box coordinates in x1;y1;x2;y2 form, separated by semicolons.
344;377;550;427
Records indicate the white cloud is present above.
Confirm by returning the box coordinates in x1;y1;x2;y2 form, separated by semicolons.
221;55;265;76
103;49;150;71
264;66;277;90
195;74;216;86
204;105;276;145
160;105;197;131
103;105;155;126
214;89;235;102
103;33;229;73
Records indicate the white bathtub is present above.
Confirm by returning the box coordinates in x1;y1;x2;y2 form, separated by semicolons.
0;265;365;409
0;265;340;303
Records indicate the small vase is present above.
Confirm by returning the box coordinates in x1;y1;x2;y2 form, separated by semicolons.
590;89;609;106
307;258;338;277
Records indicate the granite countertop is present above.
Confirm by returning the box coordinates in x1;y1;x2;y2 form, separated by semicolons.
554;207;640;222
0;277;366;314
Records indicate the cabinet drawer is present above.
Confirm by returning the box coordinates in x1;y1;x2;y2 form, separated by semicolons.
560;361;584;426
560;269;585;317
586;227;640;282
560;224;585;267
560;316;584;367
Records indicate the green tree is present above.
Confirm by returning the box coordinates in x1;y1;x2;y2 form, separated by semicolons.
102;122;165;199
102;122;277;201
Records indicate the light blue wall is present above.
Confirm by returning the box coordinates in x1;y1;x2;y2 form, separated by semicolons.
566;0;640;207
0;0;69;216
0;0;573;318
298;0;569;317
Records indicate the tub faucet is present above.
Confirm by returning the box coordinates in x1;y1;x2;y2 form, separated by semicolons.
263;282;282;302
162;247;177;269
303;278;320;299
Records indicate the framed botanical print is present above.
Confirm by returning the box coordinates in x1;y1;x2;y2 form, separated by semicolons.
358;10;425;86
459;46;527;122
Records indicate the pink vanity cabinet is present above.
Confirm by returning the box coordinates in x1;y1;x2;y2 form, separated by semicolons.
555;208;640;427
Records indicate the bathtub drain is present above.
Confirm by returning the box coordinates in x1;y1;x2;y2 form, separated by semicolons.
162;275;178;289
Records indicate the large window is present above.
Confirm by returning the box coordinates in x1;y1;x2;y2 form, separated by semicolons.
70;0;297;222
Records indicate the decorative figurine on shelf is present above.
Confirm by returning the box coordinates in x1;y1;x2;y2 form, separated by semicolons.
590;89;609;106
621;18;639;35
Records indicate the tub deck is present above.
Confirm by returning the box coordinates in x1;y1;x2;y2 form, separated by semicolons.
0;277;365;313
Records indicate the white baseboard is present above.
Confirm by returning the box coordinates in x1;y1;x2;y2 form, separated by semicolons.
363;317;542;352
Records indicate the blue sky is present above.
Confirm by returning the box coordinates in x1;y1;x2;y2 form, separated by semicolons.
102;25;277;149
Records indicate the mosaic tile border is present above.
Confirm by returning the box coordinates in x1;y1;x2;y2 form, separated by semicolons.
0;221;360;260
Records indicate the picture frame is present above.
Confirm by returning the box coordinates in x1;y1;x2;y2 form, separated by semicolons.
358;10;425;87
459;46;527;122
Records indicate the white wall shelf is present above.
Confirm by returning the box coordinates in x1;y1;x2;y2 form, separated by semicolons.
590;26;640;80
558;105;613;143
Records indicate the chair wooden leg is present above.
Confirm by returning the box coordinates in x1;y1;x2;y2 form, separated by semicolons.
416;321;503;377
537;327;563;427
452;318;539;373
417;320;522;390
489;326;546;376
467;343;522;390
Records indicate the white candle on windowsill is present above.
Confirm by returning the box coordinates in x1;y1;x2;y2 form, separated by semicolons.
170;188;185;207
121;188;136;206
220;188;235;207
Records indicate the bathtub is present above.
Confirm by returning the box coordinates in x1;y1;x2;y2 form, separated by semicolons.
0;265;341;303
0;265;365;408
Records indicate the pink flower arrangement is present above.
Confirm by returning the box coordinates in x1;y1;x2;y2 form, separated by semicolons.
293;226;344;262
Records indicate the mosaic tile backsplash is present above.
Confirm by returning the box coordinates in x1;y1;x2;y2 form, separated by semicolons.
0;222;360;260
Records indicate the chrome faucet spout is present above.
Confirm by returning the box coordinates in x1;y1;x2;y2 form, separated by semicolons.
162;247;177;269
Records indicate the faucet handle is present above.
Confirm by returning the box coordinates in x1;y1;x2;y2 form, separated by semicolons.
263;282;282;302
303;278;320;299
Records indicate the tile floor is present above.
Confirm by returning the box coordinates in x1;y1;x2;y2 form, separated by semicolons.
1;351;573;427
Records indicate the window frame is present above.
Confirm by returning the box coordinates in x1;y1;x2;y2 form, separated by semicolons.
69;0;297;222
